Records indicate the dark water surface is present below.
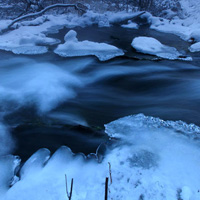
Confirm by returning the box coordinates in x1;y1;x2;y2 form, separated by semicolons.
1;24;200;161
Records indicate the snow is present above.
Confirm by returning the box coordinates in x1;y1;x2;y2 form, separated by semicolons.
0;19;11;31
1;4;200;199
0;11;143;56
121;20;138;29
131;36;186;60
189;42;200;52
1;113;200;200
149;0;200;49
0;27;59;54
54;30;124;61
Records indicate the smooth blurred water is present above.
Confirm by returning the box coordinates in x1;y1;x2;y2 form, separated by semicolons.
1;24;200;160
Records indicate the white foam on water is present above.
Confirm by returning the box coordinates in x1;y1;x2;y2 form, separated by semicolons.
0;58;82;113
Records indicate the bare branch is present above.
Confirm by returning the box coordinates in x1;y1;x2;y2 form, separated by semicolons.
105;177;109;200
7;3;86;29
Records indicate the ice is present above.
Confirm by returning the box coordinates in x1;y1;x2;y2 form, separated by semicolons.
104;114;200;199
0;58;82;113
0;155;20;196
54;30;124;61
121;20;138;29
131;36;188;60
4;146;105;200
149;1;200;51
189;42;200;52
0;26;59;54
2;114;200;200
20;149;50;180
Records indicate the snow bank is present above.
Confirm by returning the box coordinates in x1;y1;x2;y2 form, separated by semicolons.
0;27;58;54
131;36;188;60
2;113;200;200
54;30;124;61
150;1;200;49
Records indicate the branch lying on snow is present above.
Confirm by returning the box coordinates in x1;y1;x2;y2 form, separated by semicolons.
1;3;87;33
111;11;146;25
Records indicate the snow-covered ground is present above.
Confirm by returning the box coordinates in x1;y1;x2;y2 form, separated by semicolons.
150;0;200;52
0;3;200;57
1;114;200;200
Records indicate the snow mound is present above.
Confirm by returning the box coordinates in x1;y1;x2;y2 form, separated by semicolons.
0;46;48;55
2;114;200;200
54;30;124;61
131;36;190;60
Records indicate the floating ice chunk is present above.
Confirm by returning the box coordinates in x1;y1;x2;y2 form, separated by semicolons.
189;42;200;52
1;46;48;55
54;30;124;61
105;113;200;139
131;36;182;60
121;21;138;29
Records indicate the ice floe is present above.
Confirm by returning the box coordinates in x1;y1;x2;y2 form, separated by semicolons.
189;42;200;52
54;30;124;61
131;36;191;60
121;20;138;29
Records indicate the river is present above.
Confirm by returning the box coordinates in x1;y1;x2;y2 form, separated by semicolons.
0;24;200;161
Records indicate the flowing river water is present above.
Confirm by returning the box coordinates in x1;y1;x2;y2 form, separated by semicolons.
1;24;200;161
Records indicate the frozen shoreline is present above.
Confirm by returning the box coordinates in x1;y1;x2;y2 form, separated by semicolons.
1;114;200;200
